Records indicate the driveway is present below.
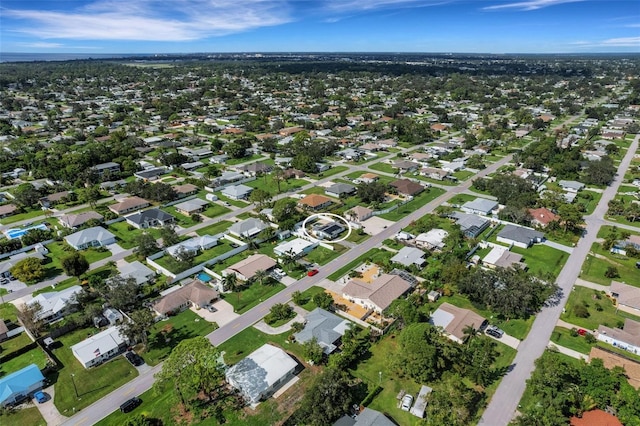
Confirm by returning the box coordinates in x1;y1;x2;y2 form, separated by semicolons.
106;242;127;256
190;300;239;326
33;384;68;426
360;216;395;235
486;332;521;350
279;275;297;286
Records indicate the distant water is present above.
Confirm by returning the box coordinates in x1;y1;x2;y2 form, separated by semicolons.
0;52;148;63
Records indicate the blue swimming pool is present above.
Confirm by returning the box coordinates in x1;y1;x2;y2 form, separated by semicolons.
4;223;48;240
197;272;213;283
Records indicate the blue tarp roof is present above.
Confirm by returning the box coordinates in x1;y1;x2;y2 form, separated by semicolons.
0;364;44;404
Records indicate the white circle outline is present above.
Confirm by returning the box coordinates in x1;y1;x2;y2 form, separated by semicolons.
301;213;352;243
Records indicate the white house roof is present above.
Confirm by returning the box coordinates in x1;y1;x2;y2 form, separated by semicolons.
115;261;155;285
229;218;269;238
64;226;116;248
174;198;209;212
166;235;218;257
29;285;82;321
221;184;253;198
274;238;315;257
461;198;498;214
391;246;426;267
416;228;448;248
71;326;125;365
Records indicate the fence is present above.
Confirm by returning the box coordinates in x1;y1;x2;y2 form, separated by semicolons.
0;239;55;261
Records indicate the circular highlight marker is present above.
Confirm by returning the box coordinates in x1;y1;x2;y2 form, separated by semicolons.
301;212;352;244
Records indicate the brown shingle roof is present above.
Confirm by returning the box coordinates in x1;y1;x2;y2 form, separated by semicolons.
226;254;277;281
390;179;424;196
108;196;150;214
435;302;486;341
0;204;18;216
173;183;198;195
343;274;412;312
299;194;333;208
152;280;218;315
570;409;623;426
610;281;640;310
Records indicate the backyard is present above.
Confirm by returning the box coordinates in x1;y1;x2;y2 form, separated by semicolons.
580;242;640;286
560;285;640;331
108;221;162;249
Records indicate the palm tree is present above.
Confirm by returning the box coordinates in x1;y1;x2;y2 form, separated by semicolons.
462;324;479;344
254;269;269;286
222;274;238;293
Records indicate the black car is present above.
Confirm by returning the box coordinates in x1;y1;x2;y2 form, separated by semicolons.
124;351;144;367
485;325;504;338
120;397;141;413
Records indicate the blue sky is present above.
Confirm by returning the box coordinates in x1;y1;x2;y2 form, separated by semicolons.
1;0;638;53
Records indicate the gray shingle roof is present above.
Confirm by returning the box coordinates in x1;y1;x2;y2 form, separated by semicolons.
293;308;350;354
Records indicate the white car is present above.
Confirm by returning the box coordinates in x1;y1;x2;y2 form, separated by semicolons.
401;394;413;411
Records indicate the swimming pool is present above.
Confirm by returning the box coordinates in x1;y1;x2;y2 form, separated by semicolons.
197;272;213;283
4;223;48;240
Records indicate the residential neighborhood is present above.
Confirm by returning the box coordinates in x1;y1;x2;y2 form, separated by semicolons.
0;52;638;426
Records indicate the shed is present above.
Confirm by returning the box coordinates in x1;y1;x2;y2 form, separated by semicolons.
410;385;433;418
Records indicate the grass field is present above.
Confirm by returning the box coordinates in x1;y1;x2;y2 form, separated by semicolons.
293;286;327;311
327;248;394;281
0;347;48;376
367;162;397;175
510;243;569;279
223;282;286;314
307;165;349;179
378;188;446;221
550;326;594;354
0;208;46;226
108;221;161;249
201;203;232;219
560;286;640;331
0;406;46;426
580;242;640;286
304;245;346;266
246;176;308;195
195;220;233;236
0;302;19;322
0;332;33;354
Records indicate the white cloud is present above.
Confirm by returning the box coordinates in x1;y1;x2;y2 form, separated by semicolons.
323;0;453;13
598;36;640;47
4;0;292;41
19;42;65;49
483;0;584;11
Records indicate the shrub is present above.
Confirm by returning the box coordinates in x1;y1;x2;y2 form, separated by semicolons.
573;304;590;318
570;328;579;337
604;266;619;278
585;333;597;344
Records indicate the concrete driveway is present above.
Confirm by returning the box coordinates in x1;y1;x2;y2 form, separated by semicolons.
360;216;395;235
190;299;239;326
106;242;127;256
486;332;521;350
33;384;68;425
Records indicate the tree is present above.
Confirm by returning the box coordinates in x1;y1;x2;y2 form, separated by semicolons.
159;224;180;247
135;232;159;258
17;301;45;336
557;203;583;232
582;156;616;186
253;269;269;286
302;337;324;365
222;273;239;293
357;181;388;205
312;291;334;310
291;153;318;173
272;198;301;230
12;183;40;208
248;188;272;208
265;303;294;325
78;185;101;208
224;141;246;159
61;251;90;277
10;257;46;283
105;276;139;311
425;373;484;426
604;266;619;278
154;337;227;413
190;212;202;223
119;309;155;351
293;368;355;426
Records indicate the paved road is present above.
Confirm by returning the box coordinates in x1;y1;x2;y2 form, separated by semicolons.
479;134;639;426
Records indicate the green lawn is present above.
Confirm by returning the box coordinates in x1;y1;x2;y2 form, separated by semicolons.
214;192;249;208
226;154;264;165
0;347;48;377
560;286;640;331
195;220;233;236
452;170;475;181
201;203;232;219
0;302;19;322
327;248;394;281
0;331;33;354
247;176;308;196
304;245;346;266
580;243;640;286
223;282;286;314
550;326;594;354
293;286;327;311
217;326;305;366
367;162;397;175
52;327;139;414
0;406;46;426
510;244;569;279
346;230;370;244
378;188;446;221
0;208;46;225
574;190;603;216
307;165;349;179
448;193;479;206
153;240;236;273
108;221;161;249
161;206;200;228
143;309;218;366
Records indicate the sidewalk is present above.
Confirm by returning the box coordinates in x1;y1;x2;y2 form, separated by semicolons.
574;278;609;292
547;342;589;361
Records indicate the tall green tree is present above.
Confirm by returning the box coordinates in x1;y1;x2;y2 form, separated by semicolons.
293;368;355;426
61;251;90;277
119;309;155;351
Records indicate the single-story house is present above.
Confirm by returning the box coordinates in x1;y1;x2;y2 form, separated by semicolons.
570;409;624;426
558;180;585;193
0;251;45;279
314;222;345;240
274;238;317;258
229;218;270;239
334;408;396;426
294;307;350;354
165;235;218;258
482;246;527;270
420;167;449;181
110;261;155;286
174;198;210;216
39;191;71;208
125;208;175;229
59;211;104;229
225;343;298;405
390;179;424;196
0;204;18;218
359;173;379;184
298;194;334;211
134;167;166;181
152;279;219;316
28;285;82;323
343;274;413;314
497;224;544;249
415;229;448;250
64;226;117;250
224;254;277;282
92;162;120;177
429;302;487;344
172;183;199;198
239;162;272;176
221;184;253;200
391;246;427;268
0;364;45;407
451;212;490;238
108;196;150;215
597;318;640;356
214;171;244;185
461;198;498;216
611;235;640;256
392;160;420;172
528;207;559;228
325;183;356;198
345;206;374;223
71;326;128;368
609;281;640;314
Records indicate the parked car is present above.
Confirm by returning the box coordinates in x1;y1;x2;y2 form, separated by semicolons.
485;325;504;338
124;351;144;367
34;391;47;404
307;269;319;277
206;304;217;313
401;394;413;411
120;397;142;413
577;328;587;336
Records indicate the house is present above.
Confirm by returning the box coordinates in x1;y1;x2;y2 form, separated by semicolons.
225;343;297;405
410;385;434;419
110;261;156;286
570;409;623;426
337;148;363;161
239;162;272;176
165;235;218;258
0;204;18;218
298;194;334;211
528;207;559;228
461;198;498;216
452;214;488;239
274;238;317;258
558;180;585;193
108;196;150;215
92;162;120;177
0;364;45;407
390;179;424;196
0;251;45;279
28;285;82;323
221;184;253;200
325;183;356;198
152;279;219;316
609;281;640;315
314;222;345;240
71;326;128;368
392;160;420;172
229;218;270;239
39;191;71;208
174;198;210;216
611;235;640;256
597;318;640;356
134;167;166;181
334;407;396;426
429;302;487;344
482;246;527;270
64;226;117;250
497;224;544;248
345;206;374;223
125;208;175;229
416;229;448;250
293;308;350;354
420;167;449;181
59;211;104;229
214;171;244;185
343;274;412;314
359;173;379;184
391;246;427;268
224;254;277;282
102;307;123;326
172;183;199;198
